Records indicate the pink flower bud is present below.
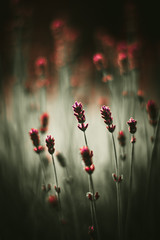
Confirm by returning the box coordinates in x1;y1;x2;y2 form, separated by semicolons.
46;135;55;155
54;186;61;193
80;146;93;166
86;192;93;201
95;192;100;200
34;146;44;154
85;164;95;174
131;136;136;143
118;131;126;147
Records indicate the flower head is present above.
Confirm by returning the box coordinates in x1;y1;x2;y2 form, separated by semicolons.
29;128;40;147
118;131;126;147
40;112;49;133
35;57;47;67
146;100;158;126
93;53;106;70
72;101;88;132
127;117;137;134
48;195;58;207
55;152;66;167
34;146;44;154
100;105;116;133
46;135;55;154
80;146;93;166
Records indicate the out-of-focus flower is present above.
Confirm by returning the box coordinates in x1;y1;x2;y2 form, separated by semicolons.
50;19;65;33
86;192;93;201
146;100;158;126
34;146;44;154
102;74;113;83
100;105;116;133
48;195;58;207
40;112;49;133
54;186;61;193
72;101;88;132
93;53;107;70
55;152;66;167
117;52;128;74
29;128;40;147
118;131;126;147
88;226;95;237
95;192;100;200
85;164;95;174
127;117;137;134
46;135;55;154
137;90;144;104
35;57;47;67
112;173;123;183
131;136;136;143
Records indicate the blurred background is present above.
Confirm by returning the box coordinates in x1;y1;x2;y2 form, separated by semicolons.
0;0;160;240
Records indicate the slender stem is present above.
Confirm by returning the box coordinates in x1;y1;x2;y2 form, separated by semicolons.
124;135;135;240
111;133;121;240
88;175;94;227
51;154;62;215
39;154;46;185
84;131;88;147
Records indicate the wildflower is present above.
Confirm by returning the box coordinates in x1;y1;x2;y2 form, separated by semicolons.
80;146;95;174
127;117;137;134
34;146;44;154
46;135;55;154
100;105;116;133
88;226;95;238
80;146;93;166
118;131;126;147
95;192;100;200
54;186;61;193
112;173;123;183
117;52;128;74
48;195;58;207
29;128;40;147
86;192;93;201
93;53;106;70
55;151;66;167
40;112;49;133
146;100;158;126
72;101;88;132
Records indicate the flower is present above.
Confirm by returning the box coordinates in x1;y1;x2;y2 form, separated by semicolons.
85;164;95;174
48;195;58;207
40;112;49;133
93;53;106;70
35;57;47;67
88;226;95;237
100;105;116;133
80;146;93;166
117;52;128;74
112;173;123;183
118;131;126;147
127;117;137;134
86;192;93;201
29;128;40;147
34;146;44;154
55;152;66;167
46;135;55;154
146;100;158;126
72;101;88;132
95;192;100;200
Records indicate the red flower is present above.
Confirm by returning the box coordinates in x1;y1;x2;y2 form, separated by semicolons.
127;117;137;134
100;105;116;133
118;131;126;147
85;164;95;174
40;112;49;133
34;146;44;154
48;195;58;207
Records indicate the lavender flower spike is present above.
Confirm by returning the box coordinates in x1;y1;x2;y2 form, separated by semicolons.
72;101;88;132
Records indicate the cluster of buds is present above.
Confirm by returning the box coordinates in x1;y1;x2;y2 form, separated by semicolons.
46;135;55;154
48;194;58;207
86;192;100;201
72;101;88;132
29;128;44;154
146;100;158;126
100;105;116;133
118;131;126;147
80;146;95;174
40;112;49;133
112;173;123;183
42;183;52;192
127;117;137;134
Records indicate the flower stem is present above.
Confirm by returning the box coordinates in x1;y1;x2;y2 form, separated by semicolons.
124;135;135;240
84;131;88;147
111;133;121;240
